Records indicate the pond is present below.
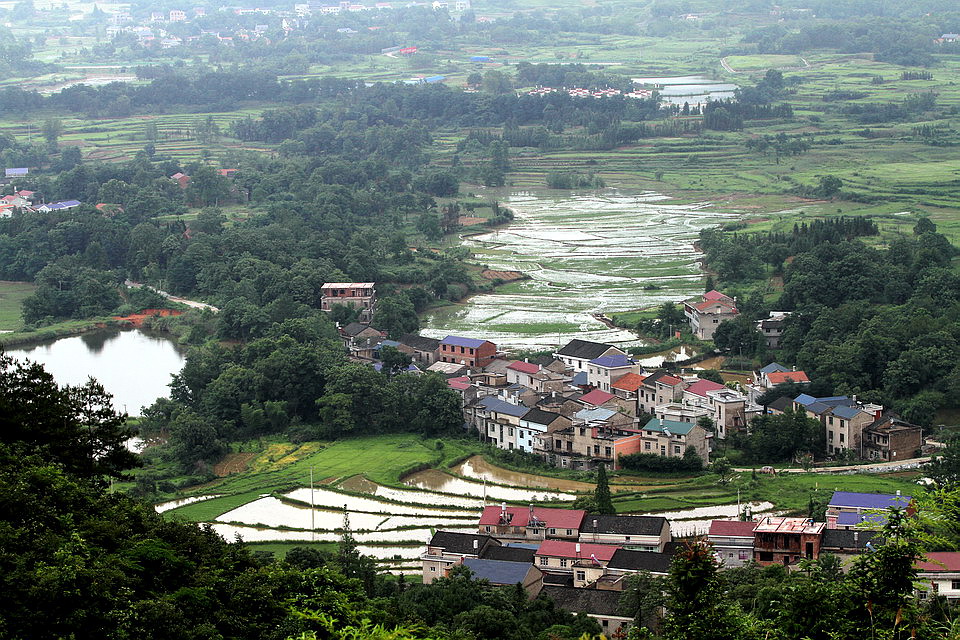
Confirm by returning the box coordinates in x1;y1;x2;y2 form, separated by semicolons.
421;191;739;350
632;75;739;106
5;328;186;415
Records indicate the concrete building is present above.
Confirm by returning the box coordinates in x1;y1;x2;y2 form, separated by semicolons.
683;290;739;340
479;505;585;542
421;531;499;583
708;520;757;568
752;517;825;566
320;282;376;323
916;552;960;602
439;336;497;368
587;354;640;392
577;515;671;551
555;339;625;374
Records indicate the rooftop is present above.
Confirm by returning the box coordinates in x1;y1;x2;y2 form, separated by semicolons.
442;335;490;349
760;362;791;375
708;520;758;538
541;586;625;617
507;360;540;374
828;491;911;511
607;549;673;573
612;372;645;392
428;531;497;556
753;516;825;535
462;557;532;584
589;354;636;368
322;282;375;288
479;505;585;529
703;290;733;301
580;514;667;536
398;333;440;352
916;552;960;573
575;407;617;423
522;407;563;426
536;540;619;562
556;339;619;361
767;370;809;385
822;529;878;550
642;418;696;436
685;379;726;397
579;389;616;406
476;396;528;418
480;545;536;563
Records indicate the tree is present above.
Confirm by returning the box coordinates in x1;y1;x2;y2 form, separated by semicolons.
0;354;137;479
817;175;843;199
481;69;512;94
663;541;742;640
41;117;63;145
710;456;734;484
372;295;419;338
594;464;615;514
924;434;960;490
380;345;413;376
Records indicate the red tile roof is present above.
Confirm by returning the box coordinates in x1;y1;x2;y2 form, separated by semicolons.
916;552;960;572
685;379;726;397
767;371;809;385
703;290;733;301
507;360;540;375
693;299;738;313
654;375;683;387
447;377;471;391
612;373;645;392
536;540;619;562
479;506;585;529
708;520;758;537
579;389;616;406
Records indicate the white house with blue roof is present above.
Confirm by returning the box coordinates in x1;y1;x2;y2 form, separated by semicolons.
586;353;640;392
468;395;529;451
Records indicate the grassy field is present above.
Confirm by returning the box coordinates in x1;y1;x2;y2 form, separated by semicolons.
0;281;34;332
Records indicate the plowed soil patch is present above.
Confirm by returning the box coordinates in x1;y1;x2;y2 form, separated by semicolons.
214;452;255;477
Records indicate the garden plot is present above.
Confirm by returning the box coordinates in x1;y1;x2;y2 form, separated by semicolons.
422;192;739;349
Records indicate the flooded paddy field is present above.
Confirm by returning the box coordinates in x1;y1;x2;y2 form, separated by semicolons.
421;191;739;350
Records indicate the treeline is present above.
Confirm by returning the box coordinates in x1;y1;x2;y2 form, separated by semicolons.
706;217;960;427
140;315;462;473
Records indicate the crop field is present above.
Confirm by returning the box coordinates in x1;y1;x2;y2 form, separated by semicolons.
155;432;923;571
0;281;34;332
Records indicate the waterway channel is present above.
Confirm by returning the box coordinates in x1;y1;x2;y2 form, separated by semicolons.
420;191;739;350
4;328;186;415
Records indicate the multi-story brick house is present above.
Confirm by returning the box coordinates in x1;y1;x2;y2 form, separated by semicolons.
320;282;376;322
752;517;825;566
638;370;687;413
794;394;881;457
862;414;923;462
439;335;497;368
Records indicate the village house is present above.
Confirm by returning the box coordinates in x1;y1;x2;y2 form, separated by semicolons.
439;335;497;368
534;540;619;574
821;529;877;565
683;290;739;340
320;282;376;323
37;200;81;212
752;516;825;566
506;360;541;387
916;552;960;602
577;515;671;551
426;360;469;378
170;172;190;189
554;339;626;374
610;372;645;417
756;312;790;349
467;396;528;450
708;520;757;568
397;333;440;365
794;394;882;457
517;408;570;454
478;505;585;542
634;417;710;464
587;354;640;392
577;388;621;411
421;531;499;584
680;379;753;439
638;370;687;413
862;413;923;462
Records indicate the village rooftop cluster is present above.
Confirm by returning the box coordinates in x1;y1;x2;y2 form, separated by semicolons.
326;285;924;471
419;492;957;636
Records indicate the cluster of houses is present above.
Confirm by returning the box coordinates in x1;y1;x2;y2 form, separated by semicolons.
326;284;922;466
422;491;958;635
294;0;471;16
0;183;80;218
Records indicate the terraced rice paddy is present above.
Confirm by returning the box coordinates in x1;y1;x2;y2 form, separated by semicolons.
421;191;740;349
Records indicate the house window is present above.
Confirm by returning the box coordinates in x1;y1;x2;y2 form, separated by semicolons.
660;446;666;455
674;445;681;454
605;447;612;456
560;559;568;568
566;529;572;536
839;433;845;443
549;528;556;535
509;428;514;436
555;439;562;448
953;580;960;590
531;529;540;536
758;552;773;561
539;557;548;566
484;526;491;532
593;445;600;455
580;428;586;436
430;566;436;571
576;570;586;581
644;442;651;450
828;417;834;425
828;431;834;442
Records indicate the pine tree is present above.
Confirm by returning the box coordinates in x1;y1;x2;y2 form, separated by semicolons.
595;464;615;514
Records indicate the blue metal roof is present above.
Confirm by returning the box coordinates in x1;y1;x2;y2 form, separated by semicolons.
794;394;817;406
572;371;588;385
831;405;861;419
760;362;790;375
589;354;635;368
829;491;911;510
463;557;531;585
442;335;487;348
837;512;886;527
477;396;528;417
4;168;27;177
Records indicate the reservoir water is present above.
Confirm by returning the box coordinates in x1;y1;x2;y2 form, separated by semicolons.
5;328;186;415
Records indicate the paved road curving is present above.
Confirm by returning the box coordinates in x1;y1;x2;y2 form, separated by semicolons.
733;456;931;474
